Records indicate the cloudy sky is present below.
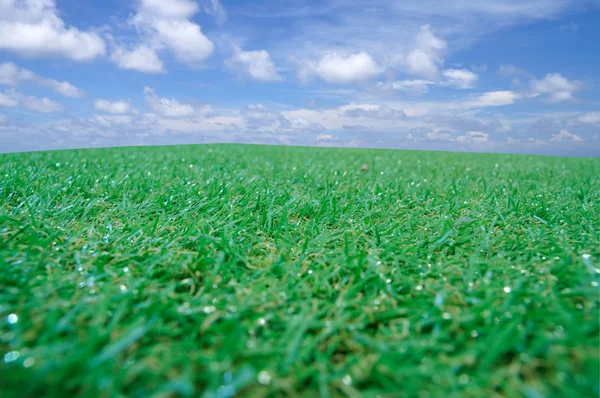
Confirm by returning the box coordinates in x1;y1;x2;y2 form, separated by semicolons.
0;0;599;155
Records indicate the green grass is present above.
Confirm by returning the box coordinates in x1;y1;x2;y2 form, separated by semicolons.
1;144;599;398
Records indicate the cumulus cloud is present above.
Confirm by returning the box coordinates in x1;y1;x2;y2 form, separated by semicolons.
344;105;407;119
442;69;479;89
229;47;282;82
0;62;85;98
112;0;214;73
144;87;194;118
0;89;62;112
0;91;19;107
315;134;334;142
550;129;583;142
465;91;522;108
578;112;600;124
531;73;582;102
391;79;435;94
0;0;105;61
456;131;489;144
94;99;136;115
425;129;453;141
241;104;291;133
404;25;447;80
111;45;164;74
301;52;383;84
143;87;212;118
239;104;327;135
21;95;62;113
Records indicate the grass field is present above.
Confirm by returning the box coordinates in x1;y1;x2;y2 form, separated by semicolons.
1;144;599;398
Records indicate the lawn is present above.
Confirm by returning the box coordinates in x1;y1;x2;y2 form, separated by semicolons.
1;144;599;397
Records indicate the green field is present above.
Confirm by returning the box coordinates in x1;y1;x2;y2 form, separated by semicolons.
1;144;599;397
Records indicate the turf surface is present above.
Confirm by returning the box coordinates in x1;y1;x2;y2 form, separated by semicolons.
1;144;599;397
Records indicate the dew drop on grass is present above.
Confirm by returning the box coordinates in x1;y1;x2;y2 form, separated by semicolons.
342;375;353;386
503;286;512;293
415;285;423;291
258;370;272;385
257;318;266;326
3;351;20;363
119;285;128;293
203;305;216;314
23;357;35;368
7;314;18;324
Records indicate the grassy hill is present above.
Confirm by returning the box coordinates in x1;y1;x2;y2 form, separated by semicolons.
1;144;599;397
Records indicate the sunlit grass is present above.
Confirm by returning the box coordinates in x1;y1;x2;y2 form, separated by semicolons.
1;144;599;397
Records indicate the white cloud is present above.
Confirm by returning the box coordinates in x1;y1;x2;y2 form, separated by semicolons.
21;95;62;113
0;90;19;107
151;19;214;65
0;62;85;98
139;0;199;19
0;89;62;112
391;79;435;94
0;62;23;85
531;73;582;102
315;134;334;142
497;64;531;77
40;80;84;98
389;69;477;93
229;48;282;82
550;129;583;142
241;104;291;133
405;25;447;80
425;129;453;141
144;87;212;118
578;112;600;125
112;0;214;73
465;91;521;108
0;0;105;61
456;131;490;144
426;114;512;134
111;45;164;74
344;105;407;119
442;69;479;89
94;99;135;115
240;1;595;94
238;104;328;134
301;52;383;84
202;0;227;25
0;114;6;123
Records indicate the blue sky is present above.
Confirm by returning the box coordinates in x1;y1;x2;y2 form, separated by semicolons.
0;0;599;155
